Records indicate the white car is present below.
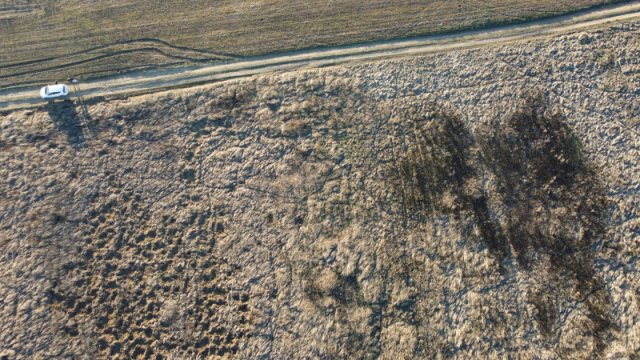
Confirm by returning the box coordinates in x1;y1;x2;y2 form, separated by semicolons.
40;84;69;100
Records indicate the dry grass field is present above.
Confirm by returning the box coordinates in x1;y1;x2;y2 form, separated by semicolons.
0;0;618;88
1;19;638;358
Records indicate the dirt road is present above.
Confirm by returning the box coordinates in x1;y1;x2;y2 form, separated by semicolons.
1;1;639;111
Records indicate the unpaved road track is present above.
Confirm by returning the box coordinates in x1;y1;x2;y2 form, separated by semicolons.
1;1;639;111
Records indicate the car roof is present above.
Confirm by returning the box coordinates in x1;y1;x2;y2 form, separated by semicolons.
46;84;67;92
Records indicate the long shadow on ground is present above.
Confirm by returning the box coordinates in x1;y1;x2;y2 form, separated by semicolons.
46;100;86;147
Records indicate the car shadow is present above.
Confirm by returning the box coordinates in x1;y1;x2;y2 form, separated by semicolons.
46;100;86;147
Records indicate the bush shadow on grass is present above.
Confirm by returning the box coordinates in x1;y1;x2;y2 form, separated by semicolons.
387;106;511;263
385;93;616;354
477;93;605;274
477;93;616;353
46;99;86;147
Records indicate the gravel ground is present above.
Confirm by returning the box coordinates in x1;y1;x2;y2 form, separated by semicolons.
0;20;638;359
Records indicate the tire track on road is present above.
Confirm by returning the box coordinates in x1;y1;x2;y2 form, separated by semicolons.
0;48;222;80
0;38;238;70
1;1;639;111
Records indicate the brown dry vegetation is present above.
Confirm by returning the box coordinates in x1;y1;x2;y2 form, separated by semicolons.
0;0;618;88
0;20;639;360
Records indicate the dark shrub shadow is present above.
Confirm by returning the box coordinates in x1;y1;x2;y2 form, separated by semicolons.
477;92;616;355
386;106;511;264
384;94;616;355
389;108;475;220
46;100;85;146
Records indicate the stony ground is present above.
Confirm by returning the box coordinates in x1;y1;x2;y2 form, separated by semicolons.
0;20;639;359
